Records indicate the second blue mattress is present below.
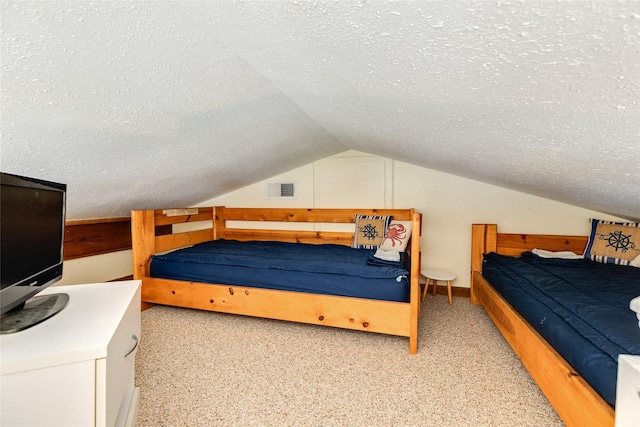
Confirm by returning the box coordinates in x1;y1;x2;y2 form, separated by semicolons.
482;251;640;407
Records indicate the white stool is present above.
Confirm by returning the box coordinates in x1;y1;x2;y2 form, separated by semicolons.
421;269;457;305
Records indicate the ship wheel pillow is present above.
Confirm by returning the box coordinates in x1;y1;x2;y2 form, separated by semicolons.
352;214;393;250
584;219;640;266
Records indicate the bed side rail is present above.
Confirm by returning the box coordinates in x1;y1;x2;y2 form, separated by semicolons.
139;206;420;256
221;207;415;222
217;207;417;246
131;208;216;279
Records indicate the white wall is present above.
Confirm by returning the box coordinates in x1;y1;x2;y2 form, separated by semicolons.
59;150;625;288
394;162;628;287
203;151;625;289
57;250;133;286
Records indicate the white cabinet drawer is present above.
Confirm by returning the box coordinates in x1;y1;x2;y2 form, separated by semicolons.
1;360;95;427
97;285;141;427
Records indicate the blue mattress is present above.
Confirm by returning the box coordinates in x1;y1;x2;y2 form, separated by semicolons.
482;252;640;407
150;239;411;302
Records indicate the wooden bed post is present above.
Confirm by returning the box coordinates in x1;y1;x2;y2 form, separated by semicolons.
470;224;496;304
131;209;156;280
212;206;225;240
408;211;422;354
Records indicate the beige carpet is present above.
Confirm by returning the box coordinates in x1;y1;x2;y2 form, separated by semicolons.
135;295;564;426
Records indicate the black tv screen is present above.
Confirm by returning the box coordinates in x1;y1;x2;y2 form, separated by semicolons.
0;172;66;317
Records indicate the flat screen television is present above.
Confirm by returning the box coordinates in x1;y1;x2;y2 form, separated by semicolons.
0;172;68;333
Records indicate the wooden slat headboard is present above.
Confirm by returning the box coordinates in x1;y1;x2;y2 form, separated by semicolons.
496;232;588;257
471;223;588;274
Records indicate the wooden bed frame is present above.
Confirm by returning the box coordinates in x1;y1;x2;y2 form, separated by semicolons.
470;224;615;427
132;207;423;353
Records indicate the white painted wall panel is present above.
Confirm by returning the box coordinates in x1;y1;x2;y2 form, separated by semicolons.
57;250;133;287
314;155;392;209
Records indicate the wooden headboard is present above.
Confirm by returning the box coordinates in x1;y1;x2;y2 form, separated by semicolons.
471;223;588;275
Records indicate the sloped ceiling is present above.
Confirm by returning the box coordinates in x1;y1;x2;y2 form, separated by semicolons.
1;1;639;221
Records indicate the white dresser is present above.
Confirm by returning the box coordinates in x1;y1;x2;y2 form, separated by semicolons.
0;280;141;427
616;354;640;427
615;298;640;427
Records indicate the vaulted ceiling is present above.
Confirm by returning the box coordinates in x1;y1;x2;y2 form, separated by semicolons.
2;1;639;221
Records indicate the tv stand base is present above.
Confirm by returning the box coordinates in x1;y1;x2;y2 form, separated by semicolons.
0;293;69;334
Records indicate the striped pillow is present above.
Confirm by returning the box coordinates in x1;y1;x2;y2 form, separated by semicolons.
584;219;640;265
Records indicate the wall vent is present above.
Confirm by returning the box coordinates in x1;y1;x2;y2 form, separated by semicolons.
266;182;296;199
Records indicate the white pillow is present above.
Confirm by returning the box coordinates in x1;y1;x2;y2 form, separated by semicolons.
532;248;582;259
379;220;412;252
373;248;401;262
631;255;640;268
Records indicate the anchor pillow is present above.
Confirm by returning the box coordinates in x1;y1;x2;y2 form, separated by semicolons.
379;220;413;252
584;219;640;266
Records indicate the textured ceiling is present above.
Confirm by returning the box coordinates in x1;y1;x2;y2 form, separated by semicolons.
1;1;639;220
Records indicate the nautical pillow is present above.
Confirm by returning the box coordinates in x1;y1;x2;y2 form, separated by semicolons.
379;220;413;252
352;214;392;249
584;219;640;265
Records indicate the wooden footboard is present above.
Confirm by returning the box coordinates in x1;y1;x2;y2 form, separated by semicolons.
470;224;614;427
132;207;422;353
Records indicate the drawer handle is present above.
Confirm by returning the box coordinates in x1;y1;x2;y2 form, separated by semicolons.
124;334;139;358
